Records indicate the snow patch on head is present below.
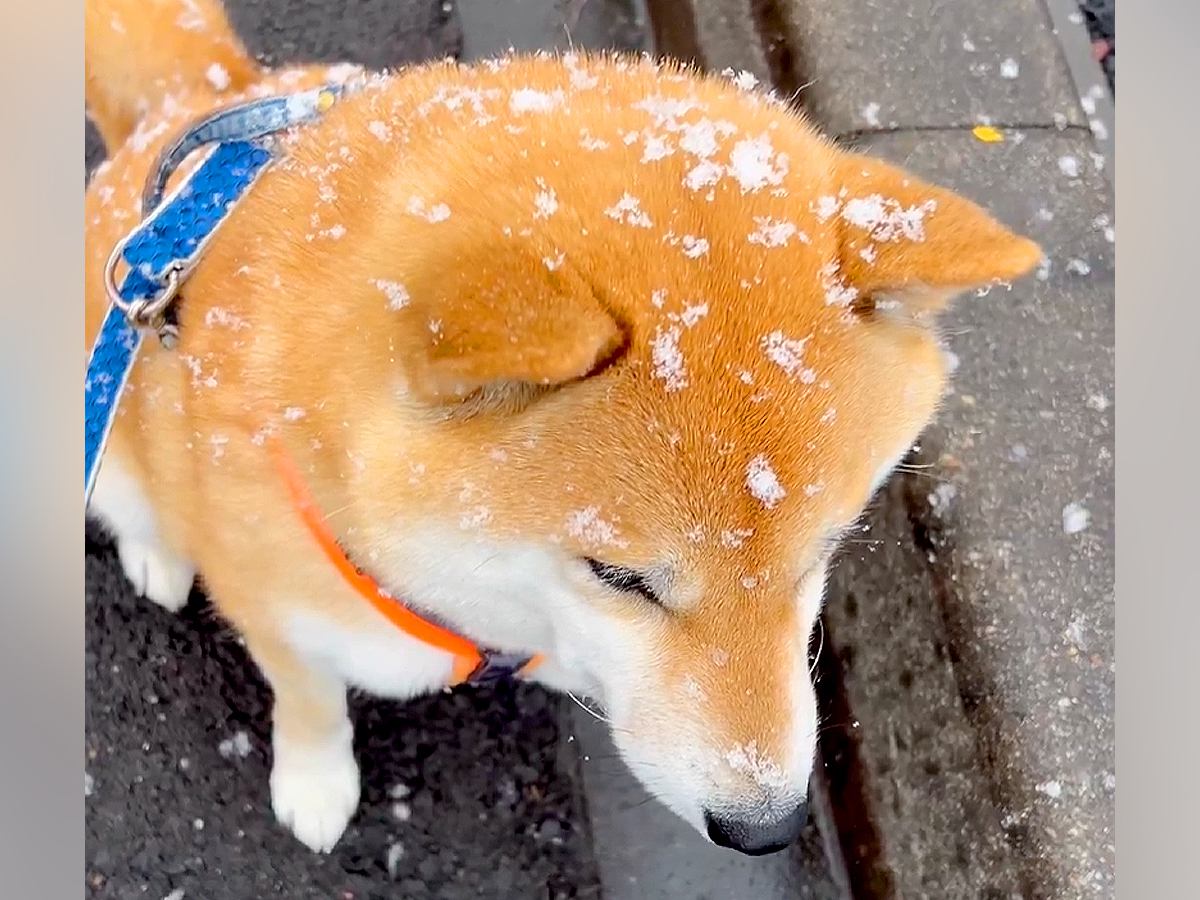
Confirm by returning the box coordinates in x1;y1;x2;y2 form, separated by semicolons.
746;455;787;509
130;119;170;153
820;262;859;307
510;88;564;114
533;179;559;219
367;120;392;142
813;196;841;222
406;197;451;223
604;193;653;228
651;326;688;392
178;0;206;29
460;506;493;530
205;63;231;91
204;307;250;331
684;160;724;192
721;528;754;549
372;279;411;310
748;216;807;247
679;118;736;158
567;507;626;547
563;53;599;90
679;303;709;327
761;332;816;383
841;194;937;242
580;129;609;151
681;235;709;258
641;133;674;162
728;135;789;193
722;68;760;91
634;94;703;129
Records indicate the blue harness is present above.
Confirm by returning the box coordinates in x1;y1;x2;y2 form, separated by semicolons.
85;84;345;504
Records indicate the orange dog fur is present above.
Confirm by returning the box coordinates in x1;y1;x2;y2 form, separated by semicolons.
85;0;1040;855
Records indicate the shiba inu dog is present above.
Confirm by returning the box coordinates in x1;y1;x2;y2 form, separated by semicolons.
85;0;1040;857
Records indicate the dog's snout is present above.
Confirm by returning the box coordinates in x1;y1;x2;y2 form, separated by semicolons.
703;802;809;856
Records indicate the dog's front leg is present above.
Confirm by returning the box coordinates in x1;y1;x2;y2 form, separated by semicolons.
244;629;360;853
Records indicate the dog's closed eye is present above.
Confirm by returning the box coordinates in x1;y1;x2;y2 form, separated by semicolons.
584;557;663;605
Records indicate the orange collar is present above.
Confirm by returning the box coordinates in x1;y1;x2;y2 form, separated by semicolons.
270;441;543;686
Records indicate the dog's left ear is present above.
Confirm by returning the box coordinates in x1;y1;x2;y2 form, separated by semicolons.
829;153;1043;316
393;242;625;405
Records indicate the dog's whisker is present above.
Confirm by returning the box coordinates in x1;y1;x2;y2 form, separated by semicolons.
319;502;355;523
808;617;825;676
566;689;613;725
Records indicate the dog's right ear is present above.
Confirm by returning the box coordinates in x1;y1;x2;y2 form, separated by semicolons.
827;152;1042;317
386;241;625;407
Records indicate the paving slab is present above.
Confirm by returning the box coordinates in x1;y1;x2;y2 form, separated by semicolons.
455;0;647;58
777;0;1087;135
645;0;772;84
820;127;1114;898
225;0;462;69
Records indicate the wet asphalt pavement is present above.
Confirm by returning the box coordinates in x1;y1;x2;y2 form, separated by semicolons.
85;2;603;897
86;526;600;900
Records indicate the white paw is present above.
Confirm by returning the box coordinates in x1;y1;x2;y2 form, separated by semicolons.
270;725;361;853
117;538;195;612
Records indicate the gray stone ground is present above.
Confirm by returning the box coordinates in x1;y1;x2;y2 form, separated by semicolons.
821;129;1114;899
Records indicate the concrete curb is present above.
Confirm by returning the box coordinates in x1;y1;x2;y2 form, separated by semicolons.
1042;0;1114;166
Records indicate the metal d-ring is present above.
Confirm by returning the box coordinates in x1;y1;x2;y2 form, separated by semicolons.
102;234;183;343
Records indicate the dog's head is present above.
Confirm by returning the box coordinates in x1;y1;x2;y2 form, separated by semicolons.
303;58;1041;853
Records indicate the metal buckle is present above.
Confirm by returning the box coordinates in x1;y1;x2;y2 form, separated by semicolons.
465;651;535;686
102;84;347;349
101;237;183;347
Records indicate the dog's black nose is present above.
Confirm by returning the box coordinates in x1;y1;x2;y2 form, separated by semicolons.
704;802;809;856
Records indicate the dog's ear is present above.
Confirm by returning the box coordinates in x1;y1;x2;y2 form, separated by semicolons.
828;153;1042;316
391;241;624;406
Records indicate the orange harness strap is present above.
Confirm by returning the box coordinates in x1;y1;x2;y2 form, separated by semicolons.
270;441;542;686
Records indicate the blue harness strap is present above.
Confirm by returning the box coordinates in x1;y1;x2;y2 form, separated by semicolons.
84;86;342;505
84;79;544;687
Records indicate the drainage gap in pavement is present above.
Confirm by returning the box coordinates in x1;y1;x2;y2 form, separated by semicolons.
747;0;805;102
898;464;1056;900
813;605;895;898
641;0;705;68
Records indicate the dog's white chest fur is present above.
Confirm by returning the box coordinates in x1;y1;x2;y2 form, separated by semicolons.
284;610;454;700
282;528;578;699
